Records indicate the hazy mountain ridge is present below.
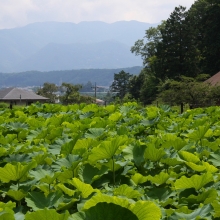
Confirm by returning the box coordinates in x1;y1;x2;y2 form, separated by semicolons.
0;21;156;72
0;66;143;87
16;40;141;71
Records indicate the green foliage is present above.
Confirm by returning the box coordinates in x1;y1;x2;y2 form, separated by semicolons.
1;103;220;219
131;0;220;104
0;102;8;108
110;70;132;100
37;82;58;103
157;76;219;107
71;203;138;220
60;82;94;105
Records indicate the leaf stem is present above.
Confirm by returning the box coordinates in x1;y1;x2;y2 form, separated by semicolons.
112;156;115;187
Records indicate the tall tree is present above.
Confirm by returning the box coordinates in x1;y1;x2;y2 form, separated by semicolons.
199;0;220;75
131;22;165;73
158;6;193;79
110;70;132;100
128;69;159;105
37;82;58;103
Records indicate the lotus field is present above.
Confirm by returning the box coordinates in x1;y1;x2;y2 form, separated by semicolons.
1;102;220;219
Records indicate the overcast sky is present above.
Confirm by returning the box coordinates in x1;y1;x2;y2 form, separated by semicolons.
0;0;196;29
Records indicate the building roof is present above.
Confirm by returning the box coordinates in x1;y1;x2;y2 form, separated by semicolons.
205;71;220;86
0;88;49;100
96;99;105;104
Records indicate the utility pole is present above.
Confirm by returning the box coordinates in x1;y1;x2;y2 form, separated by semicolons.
91;82;97;99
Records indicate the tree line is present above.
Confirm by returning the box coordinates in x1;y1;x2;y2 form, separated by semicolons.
111;0;220;106
37;82;95;104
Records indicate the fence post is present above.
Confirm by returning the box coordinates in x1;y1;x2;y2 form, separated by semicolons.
180;103;184;114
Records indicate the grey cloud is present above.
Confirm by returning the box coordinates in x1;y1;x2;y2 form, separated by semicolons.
0;0;195;29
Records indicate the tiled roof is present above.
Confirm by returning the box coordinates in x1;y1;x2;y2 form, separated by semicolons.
0;88;49;100
205;71;220;86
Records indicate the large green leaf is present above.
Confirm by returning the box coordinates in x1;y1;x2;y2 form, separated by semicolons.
25;191;62;211
56;184;75;196
212;200;220;218
83;193;130;210
46;127;63;141
14;212;25;220
85;128;105;139
78;163;108;184
168;204;213;220
144;144;165;162
123;143;146;166
0;201;16;210
161;158;183;166
0;161;36;183
113;184;141;199
174;172;213;190
161;134;186;151
52;154;81;170
68;178;96;198
179;151;200;163
202;161;218;173
60;135;81;155
147;172;170;186
5;122;29;132
130;201;161;220
7;190;26;201
25;209;69;220
131;173;148;185
186;189;218;205
89;136;127;162
187;125;211;142
57;170;73;183
146;188;176;201
0;212;15;220
29;168;59;184
185;162;206;172
74;138;97;150
70;203;138;220
82;193;161;220
108;112;122;121
4;154;31;163
82;104;98;113
209;152;220;167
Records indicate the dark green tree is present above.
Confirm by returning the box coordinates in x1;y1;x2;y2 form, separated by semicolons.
110;70;132;100
157;76;213;107
199;1;220;75
128;69;159;105
80;81;93;92
158;6;195;79
131;22;165;73
130;0;220;105
60;83;94;105
129;71;145;100
37;82;58;103
139;71;159;105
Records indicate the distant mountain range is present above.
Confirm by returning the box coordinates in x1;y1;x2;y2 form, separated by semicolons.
0;21;157;73
0;66;143;87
